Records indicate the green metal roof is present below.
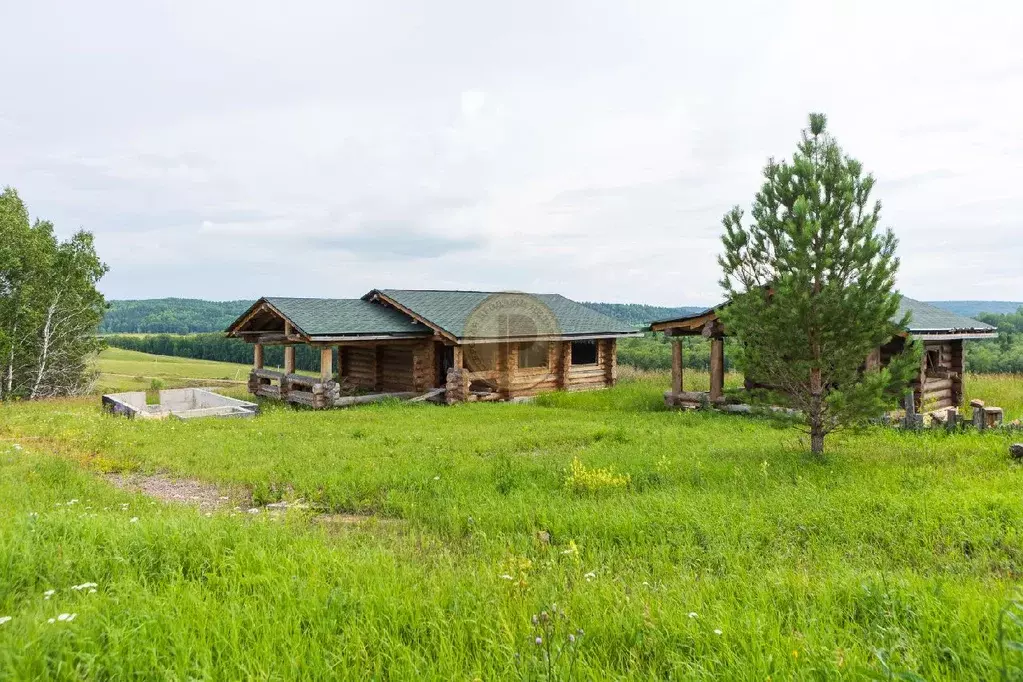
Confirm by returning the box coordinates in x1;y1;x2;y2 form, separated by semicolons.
651;296;996;336
369;289;638;339
897;298;996;334
263;297;430;337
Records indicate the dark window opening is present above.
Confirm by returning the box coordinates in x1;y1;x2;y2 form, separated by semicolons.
518;342;549;369
466;343;498;371
571;340;598;365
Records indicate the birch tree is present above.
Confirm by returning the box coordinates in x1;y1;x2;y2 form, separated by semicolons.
0;188;107;400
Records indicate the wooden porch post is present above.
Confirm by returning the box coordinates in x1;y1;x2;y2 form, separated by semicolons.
452;345;463;371
709;337;724;401
671;338;683;394
284;322;296;374
320;347;333;382
558;342;571;390
253;343;264;369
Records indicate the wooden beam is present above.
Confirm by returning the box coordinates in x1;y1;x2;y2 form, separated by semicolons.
671;339;683;394
283;329;296;375
320;347;333;382
253;343;264;370
709;337;724;401
452;345;463;370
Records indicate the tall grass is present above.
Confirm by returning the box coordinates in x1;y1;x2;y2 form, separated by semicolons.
0;373;1022;678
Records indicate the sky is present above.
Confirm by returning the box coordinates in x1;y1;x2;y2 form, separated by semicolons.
1;1;1021;306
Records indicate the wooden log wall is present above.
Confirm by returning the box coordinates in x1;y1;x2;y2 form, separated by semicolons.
338;340;440;393
916;340;963;412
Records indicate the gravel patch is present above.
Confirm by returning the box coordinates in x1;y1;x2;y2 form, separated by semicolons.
105;473;235;511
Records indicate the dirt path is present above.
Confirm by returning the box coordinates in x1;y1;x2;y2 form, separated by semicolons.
105;473;236;511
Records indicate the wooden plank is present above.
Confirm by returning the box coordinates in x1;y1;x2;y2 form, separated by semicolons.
409;388;446;402
333;391;417;407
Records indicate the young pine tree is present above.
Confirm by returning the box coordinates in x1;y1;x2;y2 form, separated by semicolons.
717;114;919;456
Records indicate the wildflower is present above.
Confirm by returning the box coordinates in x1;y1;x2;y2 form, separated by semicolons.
12;444;22;451
792;649;799;660
72;582;98;591
57;613;76;622
531;614;538;625
129;517;139;523
584;571;596;581
714;629;723;636
688;612;698;619
534;637;543;646
568;634;576;643
499;574;514;581
28;512;38;518
68;499;79;505
433;475;440;480
561;540;579;555
88;589;97;594
47;618;55;624
43;590;55;600
248;508;260;514
0;616;11;625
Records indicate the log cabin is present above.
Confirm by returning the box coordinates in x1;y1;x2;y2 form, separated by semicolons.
650;297;997;412
226;289;641;408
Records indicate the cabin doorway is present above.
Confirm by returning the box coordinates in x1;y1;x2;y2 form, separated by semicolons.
437;343;455;386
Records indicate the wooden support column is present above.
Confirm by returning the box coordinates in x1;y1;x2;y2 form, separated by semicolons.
671;338;683;394
253;343;264;369
283;322;296;374
320;347;333;382
709;337;725;401
453;345;463;371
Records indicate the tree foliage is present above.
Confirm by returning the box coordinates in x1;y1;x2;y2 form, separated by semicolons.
0;188;108;399
717;114;919;455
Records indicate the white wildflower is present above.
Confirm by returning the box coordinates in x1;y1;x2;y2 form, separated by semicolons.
714;629;722;636
0;616;11;625
129;517;139;523
688;612;698;619
28;512;37;518
57;613;76;622
433;476;440;481
12;444;22;451
67;499;79;505
43;589;55;600
88;589;97;594
584;571;596;581
499;574;514;580
71;582;98;591
47;618;55;624
248;508;260;514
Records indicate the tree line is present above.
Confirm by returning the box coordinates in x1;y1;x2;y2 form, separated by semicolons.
1;189;107;400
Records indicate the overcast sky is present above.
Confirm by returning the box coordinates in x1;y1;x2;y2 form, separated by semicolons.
2;1;1021;305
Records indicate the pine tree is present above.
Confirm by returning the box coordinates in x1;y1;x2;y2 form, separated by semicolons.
717;114;919;456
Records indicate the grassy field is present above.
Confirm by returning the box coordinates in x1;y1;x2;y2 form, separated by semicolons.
1;360;1023;678
93;347;314;394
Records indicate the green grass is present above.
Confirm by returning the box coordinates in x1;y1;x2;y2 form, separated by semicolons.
1;368;1022;679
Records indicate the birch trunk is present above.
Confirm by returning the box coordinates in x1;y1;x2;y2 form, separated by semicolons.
30;294;59;399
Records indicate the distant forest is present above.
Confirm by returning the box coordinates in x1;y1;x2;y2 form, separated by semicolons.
99;298;250;334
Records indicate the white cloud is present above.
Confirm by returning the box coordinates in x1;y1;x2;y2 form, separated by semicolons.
0;0;1020;303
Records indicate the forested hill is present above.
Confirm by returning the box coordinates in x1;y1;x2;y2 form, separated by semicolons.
580;303;706;326
928;301;1023;317
99;299;251;334
100;297;1022;334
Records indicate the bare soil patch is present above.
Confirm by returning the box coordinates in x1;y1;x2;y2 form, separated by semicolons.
105;473;236;511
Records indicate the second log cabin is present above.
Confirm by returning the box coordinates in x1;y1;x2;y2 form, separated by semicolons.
650;297;997;413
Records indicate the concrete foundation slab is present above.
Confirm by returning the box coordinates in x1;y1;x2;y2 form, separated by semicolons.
102;388;258;420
